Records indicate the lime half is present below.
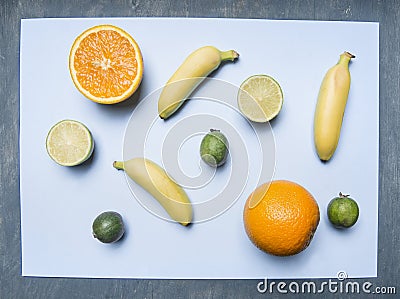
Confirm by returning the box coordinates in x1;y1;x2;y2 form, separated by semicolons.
46;119;94;166
237;74;283;122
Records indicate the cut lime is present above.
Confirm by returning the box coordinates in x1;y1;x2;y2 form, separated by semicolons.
46;119;94;166
237;74;283;122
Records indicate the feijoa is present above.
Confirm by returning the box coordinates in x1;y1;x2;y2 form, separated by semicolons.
200;129;229;167
92;211;125;243
327;193;359;228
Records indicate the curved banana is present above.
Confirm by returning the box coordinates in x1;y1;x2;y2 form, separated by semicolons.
314;52;355;161
158;46;239;119
113;158;192;226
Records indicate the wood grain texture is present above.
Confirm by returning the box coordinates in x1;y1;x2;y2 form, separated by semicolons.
1;0;399;298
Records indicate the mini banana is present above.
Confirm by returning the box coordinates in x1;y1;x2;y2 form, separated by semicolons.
158;46;239;119
113;158;192;226
314;52;355;161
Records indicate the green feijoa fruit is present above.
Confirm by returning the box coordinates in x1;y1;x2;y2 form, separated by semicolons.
92;211;125;243
327;193;359;228
200;129;229;167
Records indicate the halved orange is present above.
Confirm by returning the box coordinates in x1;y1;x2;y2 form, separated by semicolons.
69;24;143;104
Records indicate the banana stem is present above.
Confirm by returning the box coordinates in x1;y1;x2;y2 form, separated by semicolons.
338;52;355;65
113;161;124;170
344;51;355;59
220;50;239;61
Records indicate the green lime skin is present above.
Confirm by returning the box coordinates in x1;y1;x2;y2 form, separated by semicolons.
92;211;125;243
200;129;229;167
327;194;359;228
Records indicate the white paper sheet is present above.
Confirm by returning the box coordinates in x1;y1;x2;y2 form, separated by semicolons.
20;17;379;279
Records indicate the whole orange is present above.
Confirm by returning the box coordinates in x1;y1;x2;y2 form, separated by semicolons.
243;180;320;256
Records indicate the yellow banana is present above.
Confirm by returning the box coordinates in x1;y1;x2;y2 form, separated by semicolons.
113;158;192;226
158;46;239;119
314;52;355;161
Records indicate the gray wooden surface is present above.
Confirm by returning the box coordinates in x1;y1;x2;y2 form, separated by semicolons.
1;0;399;298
